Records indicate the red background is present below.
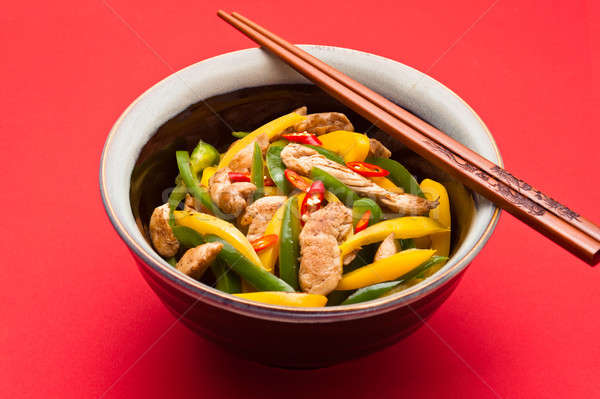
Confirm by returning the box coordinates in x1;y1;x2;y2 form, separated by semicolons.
1;1;599;397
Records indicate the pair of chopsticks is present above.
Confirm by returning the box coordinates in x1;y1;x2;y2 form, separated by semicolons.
217;10;600;265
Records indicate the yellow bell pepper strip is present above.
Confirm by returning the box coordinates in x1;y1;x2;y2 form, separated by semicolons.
173;210;263;268
366;156;424;197
319;131;370;162
200;166;217;187
278;196;301;290
337;249;436;290
340;255;448;304
263;186;282;196
339;217;448;258
369;176;404;193
258;199;287;272
251;142;265;201
420;179;451;257
218;111;306;169
171;225;241;293
234;292;327;307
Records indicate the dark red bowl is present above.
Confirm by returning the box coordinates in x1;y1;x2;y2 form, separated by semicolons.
100;46;501;368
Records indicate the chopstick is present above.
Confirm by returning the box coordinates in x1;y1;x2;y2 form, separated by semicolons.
217;10;600;265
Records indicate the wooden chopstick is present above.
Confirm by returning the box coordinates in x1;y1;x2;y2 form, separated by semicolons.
230;12;600;245
217;10;600;265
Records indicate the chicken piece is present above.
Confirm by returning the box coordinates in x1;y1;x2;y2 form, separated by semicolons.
176;242;223;280
299;202;352;295
149;204;180;257
281;144;437;215
292;112;354;135
239;196;287;242
208;168;256;216
369;138;392;159
293;106;307;116
374;233;398;262
184;193;198;212
229;133;269;173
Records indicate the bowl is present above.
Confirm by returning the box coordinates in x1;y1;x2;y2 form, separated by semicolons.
100;45;501;368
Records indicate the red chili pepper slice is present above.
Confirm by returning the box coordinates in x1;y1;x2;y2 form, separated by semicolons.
346;161;390;177
228;172;251;182
281;131;322;146
354;210;372;233
251;234;278;252
284;169;312;192
300;180;325;225
231;172;276;186
263;176;275;186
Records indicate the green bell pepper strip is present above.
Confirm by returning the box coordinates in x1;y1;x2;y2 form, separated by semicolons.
190;141;220;176
341;256;448;305
251;142;265;201
166;257;177;267
211;258;242;294
352;198;382;228
310;167;359;207
232;131;250;139
175;151;225;219
365;156;424;197
167;182;187;227
278;196;300;290
204;235;294;292
400;239;416;250
266;144;291;195
304;145;345;164
171;226;241;293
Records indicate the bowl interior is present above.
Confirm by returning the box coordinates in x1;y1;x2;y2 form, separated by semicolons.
101;45;500;314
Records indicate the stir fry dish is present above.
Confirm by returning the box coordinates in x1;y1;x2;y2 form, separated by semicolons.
149;107;452;308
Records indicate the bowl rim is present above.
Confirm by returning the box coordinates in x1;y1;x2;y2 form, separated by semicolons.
100;45;502;322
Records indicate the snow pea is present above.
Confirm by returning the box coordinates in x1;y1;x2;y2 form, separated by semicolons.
251;142;264;201
310;167;359;206
341;255;448;305
278;196;300;290
266;144;291;195
365;156;424;197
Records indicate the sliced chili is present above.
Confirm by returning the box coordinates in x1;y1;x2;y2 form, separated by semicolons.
284;169;312;192
230;171;274;186
228;172;251;182
354;210;372;233
346;161;390;177
300;180;325;224
281;131;322;146
251;234;278;252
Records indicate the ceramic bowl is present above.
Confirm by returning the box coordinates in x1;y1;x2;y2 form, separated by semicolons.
100;45;501;368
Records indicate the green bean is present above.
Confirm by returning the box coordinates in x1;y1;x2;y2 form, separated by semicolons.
278;197;300;290
266;144;291;195
251;142;264;201
304;145;345;164
310;167;359;206
366;156;424;197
